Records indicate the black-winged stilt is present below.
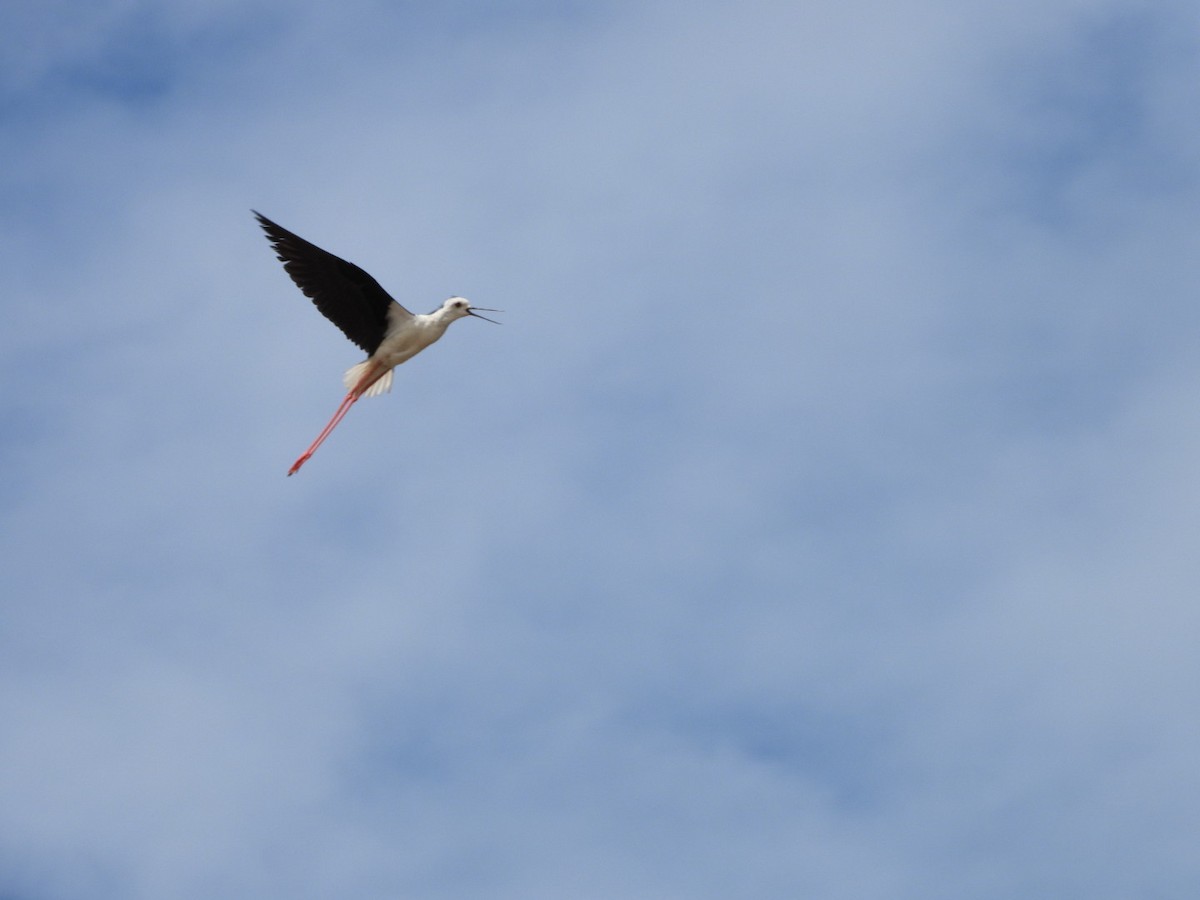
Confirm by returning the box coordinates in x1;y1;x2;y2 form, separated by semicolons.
254;212;499;475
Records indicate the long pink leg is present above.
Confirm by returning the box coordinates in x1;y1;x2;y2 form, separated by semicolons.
287;392;358;475
287;364;386;476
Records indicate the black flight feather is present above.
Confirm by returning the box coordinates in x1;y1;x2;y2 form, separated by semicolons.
254;211;410;355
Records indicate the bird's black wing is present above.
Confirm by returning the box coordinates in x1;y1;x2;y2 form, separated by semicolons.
254;211;412;355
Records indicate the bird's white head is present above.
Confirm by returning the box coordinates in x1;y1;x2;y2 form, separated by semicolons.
441;296;502;325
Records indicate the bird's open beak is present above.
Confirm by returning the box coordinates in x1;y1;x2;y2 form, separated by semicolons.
468;307;503;324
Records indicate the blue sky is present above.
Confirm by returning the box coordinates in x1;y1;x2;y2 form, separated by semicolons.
2;0;1199;897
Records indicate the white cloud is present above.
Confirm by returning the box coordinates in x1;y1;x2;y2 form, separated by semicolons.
2;1;1199;897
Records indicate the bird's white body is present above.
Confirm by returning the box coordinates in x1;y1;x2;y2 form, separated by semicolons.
343;297;474;399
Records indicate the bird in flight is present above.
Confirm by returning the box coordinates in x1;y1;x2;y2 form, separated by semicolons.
254;211;499;475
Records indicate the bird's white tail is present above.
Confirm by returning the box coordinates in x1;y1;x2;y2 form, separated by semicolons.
343;361;393;398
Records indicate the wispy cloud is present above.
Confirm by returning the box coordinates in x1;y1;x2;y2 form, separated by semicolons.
1;1;1199;897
